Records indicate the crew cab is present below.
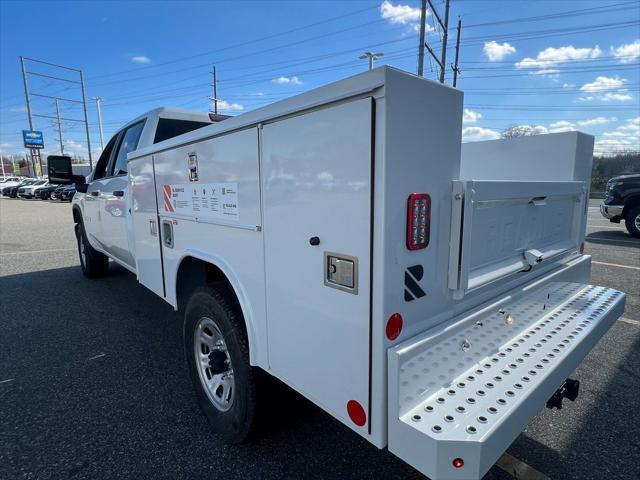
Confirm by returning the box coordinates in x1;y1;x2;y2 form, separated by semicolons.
50;68;625;480
63;107;213;269
600;173;640;237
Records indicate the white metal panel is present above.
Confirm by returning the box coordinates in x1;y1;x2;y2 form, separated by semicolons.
460;132;593;182
130;155;165;297
262;98;373;432
449;181;585;296
152;128;269;368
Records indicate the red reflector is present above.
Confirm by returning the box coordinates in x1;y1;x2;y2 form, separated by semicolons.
579;241;585;254
453;458;464;469
407;193;431;250
386;313;403;341
347;400;366;427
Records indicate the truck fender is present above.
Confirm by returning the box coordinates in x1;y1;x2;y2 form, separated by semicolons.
174;249;260;366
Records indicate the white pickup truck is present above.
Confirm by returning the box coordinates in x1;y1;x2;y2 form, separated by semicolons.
50;67;625;480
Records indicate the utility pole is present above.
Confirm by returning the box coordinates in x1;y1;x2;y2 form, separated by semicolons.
439;0;451;83
426;0;451;84
417;0;427;77
20;55;37;176
213;66;218;115
55;98;64;155
0;147;5;178
452;17;462;88
359;51;384;71
94;97;105;149
79;70;93;168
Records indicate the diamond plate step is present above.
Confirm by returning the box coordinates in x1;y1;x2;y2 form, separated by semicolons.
388;282;625;480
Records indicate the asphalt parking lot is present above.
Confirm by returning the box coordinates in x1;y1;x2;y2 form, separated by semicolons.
1;197;638;480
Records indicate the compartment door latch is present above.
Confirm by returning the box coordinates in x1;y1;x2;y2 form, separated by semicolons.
324;252;358;295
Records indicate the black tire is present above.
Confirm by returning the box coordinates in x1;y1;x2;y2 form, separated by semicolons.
624;205;640;238
184;285;257;444
74;222;109;278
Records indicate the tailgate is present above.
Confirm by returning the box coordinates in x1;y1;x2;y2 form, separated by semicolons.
387;281;625;480
448;180;586;298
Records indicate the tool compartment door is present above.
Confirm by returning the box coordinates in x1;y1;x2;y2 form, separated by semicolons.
449;180;585;296
262;98;373;431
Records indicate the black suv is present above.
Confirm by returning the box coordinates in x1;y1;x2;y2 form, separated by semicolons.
600;173;640;237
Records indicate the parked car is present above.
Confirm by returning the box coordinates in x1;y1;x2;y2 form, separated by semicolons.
600;173;640;237
1;178;29;196
59;185;76;201
18;180;48;199
0;176;20;184
50;185;67;200
3;179;38;198
38;184;61;200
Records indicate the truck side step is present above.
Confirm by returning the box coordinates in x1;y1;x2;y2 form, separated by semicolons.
388;282;625;480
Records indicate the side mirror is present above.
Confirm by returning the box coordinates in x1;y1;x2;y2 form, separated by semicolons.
48;155;73;184
47;155;86;187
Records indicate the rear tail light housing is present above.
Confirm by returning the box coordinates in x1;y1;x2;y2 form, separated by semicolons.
407;193;431;250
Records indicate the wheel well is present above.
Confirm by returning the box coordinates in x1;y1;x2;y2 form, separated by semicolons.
623;195;640;215
72;206;82;224
175;257;247;336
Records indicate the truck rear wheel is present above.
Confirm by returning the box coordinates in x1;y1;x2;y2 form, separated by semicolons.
184;285;257;444
624;206;640;238
75;223;109;278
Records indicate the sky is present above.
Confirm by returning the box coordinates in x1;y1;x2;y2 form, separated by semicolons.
0;0;638;161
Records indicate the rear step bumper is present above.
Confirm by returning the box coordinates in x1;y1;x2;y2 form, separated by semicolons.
388;282;625;480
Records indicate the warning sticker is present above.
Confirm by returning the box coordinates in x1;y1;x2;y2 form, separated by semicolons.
163;183;239;221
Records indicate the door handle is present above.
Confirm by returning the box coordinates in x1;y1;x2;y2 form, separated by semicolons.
113;190;124;197
90;191;99;197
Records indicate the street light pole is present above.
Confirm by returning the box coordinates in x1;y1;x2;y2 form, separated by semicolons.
359;51;384;71
94;97;105;150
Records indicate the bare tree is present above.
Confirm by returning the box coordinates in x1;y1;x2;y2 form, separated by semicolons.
501;125;545;138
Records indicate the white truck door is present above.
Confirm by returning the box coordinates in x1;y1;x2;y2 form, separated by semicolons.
83;136;118;248
262;98;373;431
129;154;165;297
98;121;145;270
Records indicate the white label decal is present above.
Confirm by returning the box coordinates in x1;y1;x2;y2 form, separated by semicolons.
163;183;239;220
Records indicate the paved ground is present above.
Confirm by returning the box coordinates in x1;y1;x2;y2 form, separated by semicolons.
0;197;638;480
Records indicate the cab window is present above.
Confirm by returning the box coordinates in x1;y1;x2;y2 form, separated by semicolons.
111;121;145;176
92;135;117;180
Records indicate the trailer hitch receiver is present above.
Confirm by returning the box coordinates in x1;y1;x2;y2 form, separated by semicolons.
546;378;580;409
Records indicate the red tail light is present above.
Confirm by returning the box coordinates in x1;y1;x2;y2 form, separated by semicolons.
407;193;431;250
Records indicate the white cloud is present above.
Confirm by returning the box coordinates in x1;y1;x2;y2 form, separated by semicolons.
549;120;577;132
515;45;601;73
601;92;633;102
272;76;302;85
380;1;433;33
611;40;640;63
579;76;632;102
130;55;151;64
463;109;482;124
0;143;12;148
532;68;560;75
462;126;501;142
580;76;625;93
9;106;26;113
380;1;421;24
595;117;640;154
577;116;616;126
216;100;244;112
483;41;516;61
65;139;83;150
